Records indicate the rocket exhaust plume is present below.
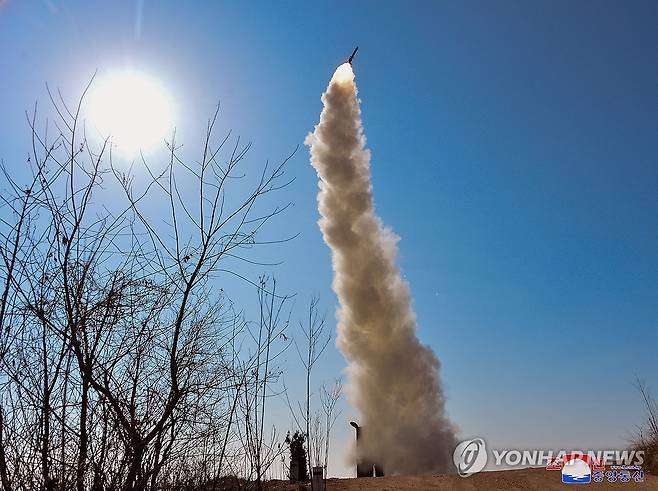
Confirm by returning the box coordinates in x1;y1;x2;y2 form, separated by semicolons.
305;63;457;475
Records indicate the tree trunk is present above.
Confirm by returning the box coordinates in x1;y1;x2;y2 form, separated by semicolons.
76;374;89;491
0;407;12;491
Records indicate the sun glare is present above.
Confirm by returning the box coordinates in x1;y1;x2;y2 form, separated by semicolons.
86;70;174;157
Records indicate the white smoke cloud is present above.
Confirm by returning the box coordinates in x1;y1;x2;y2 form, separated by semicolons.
305;63;457;475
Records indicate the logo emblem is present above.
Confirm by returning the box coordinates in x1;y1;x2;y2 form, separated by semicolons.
561;454;592;484
453;438;487;477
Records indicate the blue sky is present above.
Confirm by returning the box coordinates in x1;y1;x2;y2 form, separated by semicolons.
1;0;657;477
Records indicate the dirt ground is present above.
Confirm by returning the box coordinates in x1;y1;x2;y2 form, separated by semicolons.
264;468;658;490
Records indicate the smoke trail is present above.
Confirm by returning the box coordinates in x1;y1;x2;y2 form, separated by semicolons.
305;63;457;475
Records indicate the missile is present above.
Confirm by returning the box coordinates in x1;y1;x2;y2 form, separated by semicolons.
348;46;359;65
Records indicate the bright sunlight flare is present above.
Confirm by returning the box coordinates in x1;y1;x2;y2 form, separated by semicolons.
86;70;174;156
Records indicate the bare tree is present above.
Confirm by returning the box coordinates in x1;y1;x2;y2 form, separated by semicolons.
289;296;330;483
309;410;324;470
632;377;658;473
304;378;342;484
239;276;291;489
0;79;295;491
320;379;342;474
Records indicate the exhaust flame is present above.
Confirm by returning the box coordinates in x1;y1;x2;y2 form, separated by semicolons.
305;66;457;474
332;63;355;85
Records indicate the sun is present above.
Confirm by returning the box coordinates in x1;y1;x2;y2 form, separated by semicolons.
86;70;174;157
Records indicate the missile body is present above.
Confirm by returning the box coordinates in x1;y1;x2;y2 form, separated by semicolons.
348;46;359;64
